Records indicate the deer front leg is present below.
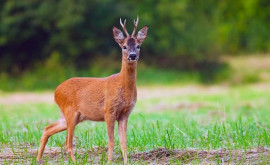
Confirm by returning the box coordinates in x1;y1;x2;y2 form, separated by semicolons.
118;117;128;164
105;115;116;162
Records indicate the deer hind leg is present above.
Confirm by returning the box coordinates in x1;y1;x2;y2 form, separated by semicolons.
65;111;80;162
36;118;67;161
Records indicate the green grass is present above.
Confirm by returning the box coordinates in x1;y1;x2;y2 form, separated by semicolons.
0;85;270;164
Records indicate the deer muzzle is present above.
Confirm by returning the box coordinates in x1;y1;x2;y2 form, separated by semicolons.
128;53;138;62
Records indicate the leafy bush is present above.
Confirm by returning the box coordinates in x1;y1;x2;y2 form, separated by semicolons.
1;0;270;75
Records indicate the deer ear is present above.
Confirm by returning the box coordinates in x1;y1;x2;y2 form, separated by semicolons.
113;27;125;45
137;25;148;44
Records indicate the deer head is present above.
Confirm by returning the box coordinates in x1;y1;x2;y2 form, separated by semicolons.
113;16;148;63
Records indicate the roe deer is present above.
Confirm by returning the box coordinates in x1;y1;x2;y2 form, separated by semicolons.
36;16;148;164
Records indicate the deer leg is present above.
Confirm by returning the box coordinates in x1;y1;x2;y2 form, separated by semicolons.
65;133;68;150
65;112;79;162
118;116;129;164
106;116;116;162
37;118;67;161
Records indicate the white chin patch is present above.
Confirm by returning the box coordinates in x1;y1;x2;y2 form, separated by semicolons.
128;58;139;62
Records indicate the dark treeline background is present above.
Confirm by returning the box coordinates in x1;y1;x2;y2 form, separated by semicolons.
0;0;270;86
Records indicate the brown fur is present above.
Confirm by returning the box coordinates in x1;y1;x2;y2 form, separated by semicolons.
37;19;148;164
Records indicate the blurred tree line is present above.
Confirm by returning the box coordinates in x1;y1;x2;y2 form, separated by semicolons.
0;0;270;75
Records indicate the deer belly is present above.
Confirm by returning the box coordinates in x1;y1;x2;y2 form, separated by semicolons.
78;100;105;121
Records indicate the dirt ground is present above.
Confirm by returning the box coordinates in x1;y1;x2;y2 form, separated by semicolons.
0;145;269;164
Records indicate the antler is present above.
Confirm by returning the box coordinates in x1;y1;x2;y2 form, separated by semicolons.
131;16;139;37
120;18;130;37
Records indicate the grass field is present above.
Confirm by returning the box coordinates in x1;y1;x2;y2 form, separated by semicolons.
0;84;270;164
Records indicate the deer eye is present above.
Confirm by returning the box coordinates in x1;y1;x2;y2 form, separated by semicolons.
136;45;140;49
123;46;127;49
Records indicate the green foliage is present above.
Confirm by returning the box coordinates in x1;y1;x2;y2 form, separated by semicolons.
216;0;270;53
0;0;134;73
1;0;270;76
0;51;75;91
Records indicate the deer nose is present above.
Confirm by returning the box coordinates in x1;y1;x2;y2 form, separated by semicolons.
129;53;137;60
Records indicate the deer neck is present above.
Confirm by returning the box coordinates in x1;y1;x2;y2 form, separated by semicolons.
119;58;137;91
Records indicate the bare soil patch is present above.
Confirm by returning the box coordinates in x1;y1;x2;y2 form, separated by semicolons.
0;146;269;164
132;147;270;164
